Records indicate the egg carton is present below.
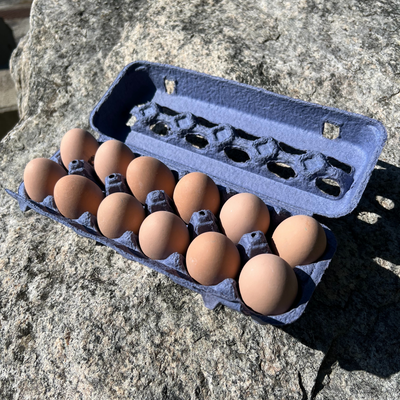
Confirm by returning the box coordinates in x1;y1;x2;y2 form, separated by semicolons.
6;61;387;325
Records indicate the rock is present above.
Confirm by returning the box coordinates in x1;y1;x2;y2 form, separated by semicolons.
0;0;399;398
0;70;17;112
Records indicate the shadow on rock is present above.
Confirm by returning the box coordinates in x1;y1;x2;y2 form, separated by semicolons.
282;160;400;382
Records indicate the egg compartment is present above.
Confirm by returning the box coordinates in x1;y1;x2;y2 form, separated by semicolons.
8;172;336;326
9;148;337;325
6;61;386;325
8;164;336;326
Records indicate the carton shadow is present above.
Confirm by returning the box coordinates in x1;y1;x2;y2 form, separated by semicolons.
282;160;400;381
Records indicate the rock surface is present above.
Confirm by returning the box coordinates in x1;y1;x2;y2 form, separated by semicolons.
1;0;400;399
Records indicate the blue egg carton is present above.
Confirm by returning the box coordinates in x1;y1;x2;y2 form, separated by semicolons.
6;61;386;325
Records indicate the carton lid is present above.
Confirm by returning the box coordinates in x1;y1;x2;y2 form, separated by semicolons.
90;61;387;218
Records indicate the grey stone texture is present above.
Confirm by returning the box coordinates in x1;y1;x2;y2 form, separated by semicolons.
1;0;399;398
0;70;17;112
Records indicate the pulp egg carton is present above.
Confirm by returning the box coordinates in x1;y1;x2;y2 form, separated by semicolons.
6;61;387;325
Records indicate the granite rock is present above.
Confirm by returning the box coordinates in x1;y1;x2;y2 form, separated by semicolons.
1;0;399;399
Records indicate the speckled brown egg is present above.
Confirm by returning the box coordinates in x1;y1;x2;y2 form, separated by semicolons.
126;156;176;204
173;172;220;224
94;140;135;184
138;211;189;260
54;174;104;219
186;231;241;286
270;215;327;268
239;253;298;315
97;192;145;238
60;128;99;169
219;193;270;244
24;158;67;202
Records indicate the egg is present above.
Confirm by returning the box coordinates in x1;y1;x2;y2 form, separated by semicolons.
239;253;298;315
186;231;241;286
60;128;99;169
126;156;176;204
173;172;220;224
54;174;104;219
24;158;67;202
97;192;145;238
270;215;327;267
138;211;189;260
94;140;135;184
219;193;270;244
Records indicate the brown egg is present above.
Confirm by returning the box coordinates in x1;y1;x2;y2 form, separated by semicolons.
173;172;220;223
24;158;67;202
138;211;189;260
54;175;104;219
270;215;327;268
126;156;176;204
60;128;99;169
239;254;298;315
219;193;270;244
94;140;135;184
186;231;241;286
97;192;145;238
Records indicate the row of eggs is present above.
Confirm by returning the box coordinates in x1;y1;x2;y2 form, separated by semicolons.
23;128;327;316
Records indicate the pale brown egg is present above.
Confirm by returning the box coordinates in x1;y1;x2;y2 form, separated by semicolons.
24;158;67;202
219;193;270;244
239;253;298;315
173;172;220;223
270;215;327;268
94;140;135;184
126;156;176;204
60;128;99;169
186;231;241;286
54;174;104;219
97;192;145;238
138;211;189;260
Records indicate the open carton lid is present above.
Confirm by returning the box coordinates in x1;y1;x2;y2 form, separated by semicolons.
90;61;387;219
